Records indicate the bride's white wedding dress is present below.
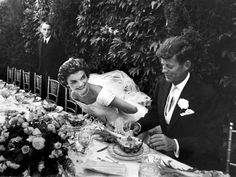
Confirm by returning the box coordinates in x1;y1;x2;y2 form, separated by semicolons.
72;70;151;132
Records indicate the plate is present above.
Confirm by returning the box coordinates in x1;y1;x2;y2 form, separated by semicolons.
34;96;42;102
55;106;63;113
108;143;149;161
113;144;144;157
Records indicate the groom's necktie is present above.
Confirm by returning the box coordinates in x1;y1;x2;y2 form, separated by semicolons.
164;86;177;123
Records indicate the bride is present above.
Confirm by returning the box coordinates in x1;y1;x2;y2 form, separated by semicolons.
58;57;151;133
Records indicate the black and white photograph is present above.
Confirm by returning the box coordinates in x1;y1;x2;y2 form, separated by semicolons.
0;0;235;176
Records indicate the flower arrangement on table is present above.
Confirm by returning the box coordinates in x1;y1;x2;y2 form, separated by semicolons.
0;109;78;176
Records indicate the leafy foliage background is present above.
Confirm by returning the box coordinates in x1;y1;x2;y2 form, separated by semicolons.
0;0;236;168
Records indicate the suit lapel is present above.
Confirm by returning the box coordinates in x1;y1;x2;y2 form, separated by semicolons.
168;75;196;130
158;82;171;129
39;39;43;56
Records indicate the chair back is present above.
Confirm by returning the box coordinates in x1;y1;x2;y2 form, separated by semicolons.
64;87;80;114
226;122;236;174
7;66;14;84
34;73;42;97
47;76;60;104
14;68;22;87
23;70;31;92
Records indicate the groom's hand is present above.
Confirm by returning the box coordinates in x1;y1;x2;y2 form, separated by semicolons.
148;134;176;152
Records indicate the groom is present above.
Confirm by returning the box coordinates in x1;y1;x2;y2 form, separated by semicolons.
125;35;223;170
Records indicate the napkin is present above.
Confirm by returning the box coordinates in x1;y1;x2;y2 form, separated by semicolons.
0;95;5;103
83;159;126;176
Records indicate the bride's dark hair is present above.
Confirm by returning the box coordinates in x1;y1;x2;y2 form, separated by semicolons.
58;57;90;87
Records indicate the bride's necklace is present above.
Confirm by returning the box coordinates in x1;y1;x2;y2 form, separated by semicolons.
78;86;90;97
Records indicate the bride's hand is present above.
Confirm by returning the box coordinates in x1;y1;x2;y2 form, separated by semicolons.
114;117;125;134
123;121;140;135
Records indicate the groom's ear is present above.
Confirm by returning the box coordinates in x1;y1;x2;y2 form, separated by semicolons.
184;60;191;70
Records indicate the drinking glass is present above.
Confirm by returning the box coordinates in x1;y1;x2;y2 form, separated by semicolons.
77;131;92;155
139;154;162;177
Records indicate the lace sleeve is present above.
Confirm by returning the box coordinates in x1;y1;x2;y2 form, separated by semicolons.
97;88;115;106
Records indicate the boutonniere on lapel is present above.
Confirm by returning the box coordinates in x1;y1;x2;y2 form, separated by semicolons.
177;98;195;116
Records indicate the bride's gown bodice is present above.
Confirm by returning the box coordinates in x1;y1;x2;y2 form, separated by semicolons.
72;70;151;128
73;88;121;125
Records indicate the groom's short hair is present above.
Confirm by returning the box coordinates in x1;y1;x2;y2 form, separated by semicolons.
156;36;194;64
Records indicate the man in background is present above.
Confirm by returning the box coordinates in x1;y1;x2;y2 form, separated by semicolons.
37;21;65;99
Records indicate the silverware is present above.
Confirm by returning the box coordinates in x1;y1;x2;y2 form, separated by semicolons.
137;132;148;152
105;156;119;163
96;146;109;152
97;157;108;162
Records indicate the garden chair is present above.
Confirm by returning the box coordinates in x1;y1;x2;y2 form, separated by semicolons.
34;72;42;97
13;68;22;87
46;76;60;104
22;70;31;92
7;66;14;84
64;87;80;114
226;122;236;175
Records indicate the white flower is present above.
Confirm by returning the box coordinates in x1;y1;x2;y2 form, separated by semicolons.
178;98;189;110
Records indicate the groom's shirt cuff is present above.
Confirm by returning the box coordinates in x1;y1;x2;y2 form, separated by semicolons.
135;122;142;134
173;139;179;158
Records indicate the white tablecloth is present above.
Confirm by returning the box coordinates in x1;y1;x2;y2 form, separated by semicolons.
69;139;192;177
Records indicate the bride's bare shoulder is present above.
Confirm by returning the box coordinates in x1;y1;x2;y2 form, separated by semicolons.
90;84;102;94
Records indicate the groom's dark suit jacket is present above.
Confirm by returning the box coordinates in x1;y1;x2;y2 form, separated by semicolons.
138;74;223;170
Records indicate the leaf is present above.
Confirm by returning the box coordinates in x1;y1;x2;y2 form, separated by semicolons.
129;67;140;76
90;37;100;45
81;36;88;43
131;52;141;59
126;22;135;30
149;42;159;51
152;0;163;9
219;76;234;87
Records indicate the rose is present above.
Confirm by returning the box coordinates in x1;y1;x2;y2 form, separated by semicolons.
177;98;189;110
0;145;6;151
0;136;6;143
0;155;5;162
32;128;42;136
38;161;45;172
0;163;7;172
12;136;22;143
22;122;29;128
32;137;45;150
54;142;62;149
47;124;56;133
28;127;34;134
6;161;20;169
17;117;25;125
2;130;9;138
21;145;30;154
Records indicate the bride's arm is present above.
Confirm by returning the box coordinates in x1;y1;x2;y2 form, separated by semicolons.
96;86;137;114
110;97;138;114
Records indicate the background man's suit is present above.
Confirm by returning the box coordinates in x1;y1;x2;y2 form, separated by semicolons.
38;36;65;99
38;36;65;79
138;74;223;170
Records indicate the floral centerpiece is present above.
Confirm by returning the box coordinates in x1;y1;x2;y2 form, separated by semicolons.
0;109;77;176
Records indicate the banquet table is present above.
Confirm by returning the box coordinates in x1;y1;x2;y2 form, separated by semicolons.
0;80;229;177
69;138;193;177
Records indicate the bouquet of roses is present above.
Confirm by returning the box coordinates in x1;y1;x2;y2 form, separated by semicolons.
0;109;76;176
